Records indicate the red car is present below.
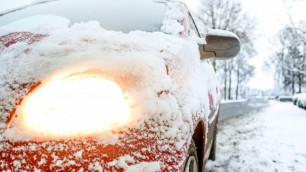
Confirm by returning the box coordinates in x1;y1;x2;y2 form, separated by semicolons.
0;0;240;171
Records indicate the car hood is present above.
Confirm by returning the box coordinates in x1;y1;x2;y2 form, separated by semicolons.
0;22;219;171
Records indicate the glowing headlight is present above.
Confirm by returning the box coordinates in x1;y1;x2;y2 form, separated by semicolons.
15;73;130;139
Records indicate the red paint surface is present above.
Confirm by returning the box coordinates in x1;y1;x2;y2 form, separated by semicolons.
0;31;217;171
0;32;47;48
1;126;188;171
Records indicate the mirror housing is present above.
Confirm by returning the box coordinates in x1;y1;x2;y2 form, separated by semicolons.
200;29;241;60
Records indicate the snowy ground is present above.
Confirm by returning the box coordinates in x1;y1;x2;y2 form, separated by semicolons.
205;101;306;172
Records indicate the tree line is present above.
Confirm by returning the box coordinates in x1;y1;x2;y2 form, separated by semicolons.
267;23;306;95
195;0;256;100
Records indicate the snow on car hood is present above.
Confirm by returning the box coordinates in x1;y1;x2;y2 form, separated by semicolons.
0;21;218;141
0;22;219;171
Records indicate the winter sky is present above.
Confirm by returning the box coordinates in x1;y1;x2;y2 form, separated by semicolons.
241;0;306;91
1;0;306;91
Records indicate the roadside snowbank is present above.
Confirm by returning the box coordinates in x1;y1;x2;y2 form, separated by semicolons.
206;101;306;171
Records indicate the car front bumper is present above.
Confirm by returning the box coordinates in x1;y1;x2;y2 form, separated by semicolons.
1;125;188;171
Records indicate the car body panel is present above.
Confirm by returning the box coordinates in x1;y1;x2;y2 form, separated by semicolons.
0;1;220;171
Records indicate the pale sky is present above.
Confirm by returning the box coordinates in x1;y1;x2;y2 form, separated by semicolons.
242;0;306;90
1;0;306;91
241;0;289;90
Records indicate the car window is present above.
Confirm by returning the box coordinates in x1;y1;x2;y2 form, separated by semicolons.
0;0;167;33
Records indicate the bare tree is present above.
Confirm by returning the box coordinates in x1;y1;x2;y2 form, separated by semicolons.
235;44;256;99
266;1;306;94
196;0;256;99
267;24;306;94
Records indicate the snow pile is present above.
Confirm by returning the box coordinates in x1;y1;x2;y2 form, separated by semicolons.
161;0;184;35
206;101;306;172
108;155;161;172
125;161;160;172
298;95;306;102
0;21;214;141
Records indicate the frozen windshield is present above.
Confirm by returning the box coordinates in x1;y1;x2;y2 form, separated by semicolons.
0;0;166;33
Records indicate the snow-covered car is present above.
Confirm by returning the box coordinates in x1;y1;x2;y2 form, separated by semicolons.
293;95;299;105
293;93;306;109
0;0;240;171
277;96;292;102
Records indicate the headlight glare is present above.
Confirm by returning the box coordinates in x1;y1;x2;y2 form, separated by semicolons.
14;73;130;139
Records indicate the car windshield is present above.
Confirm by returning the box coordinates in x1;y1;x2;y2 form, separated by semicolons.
0;0;167;33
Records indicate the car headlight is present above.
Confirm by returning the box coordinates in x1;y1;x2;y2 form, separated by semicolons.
13;73;130;139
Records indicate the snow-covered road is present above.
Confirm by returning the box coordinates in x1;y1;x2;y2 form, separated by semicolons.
205;101;306;172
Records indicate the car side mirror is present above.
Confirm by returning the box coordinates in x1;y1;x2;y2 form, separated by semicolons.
199;29;240;60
